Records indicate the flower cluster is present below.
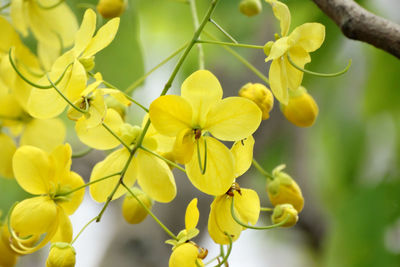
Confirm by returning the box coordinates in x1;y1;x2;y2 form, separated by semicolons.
0;0;346;266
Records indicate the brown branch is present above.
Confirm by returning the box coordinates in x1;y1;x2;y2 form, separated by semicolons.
312;0;400;59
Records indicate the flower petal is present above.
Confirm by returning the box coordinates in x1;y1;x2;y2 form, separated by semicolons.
51;209;73;243
13;146;53;195
58;171;85;215
0;134;16;179
205;97;261;141
149;95;192;137
186;137;234;196
90;148;137;203
269;57;289;104
234;189;260;225
286;47;310;91
137;150;177;203
20;118;66;153
266;0;291;36
172;129;195;164
11;196;58;237
289;23;325;52
185;198;199;231
73;8;97;57
76;108;123;150
265;37;289;62
231;135;255;178
82;17;120;58
181;70;223;127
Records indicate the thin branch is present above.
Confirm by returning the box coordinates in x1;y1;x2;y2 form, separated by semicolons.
312;0;400;59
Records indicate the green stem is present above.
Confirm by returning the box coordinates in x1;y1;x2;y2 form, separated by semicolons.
71;217;97;244
72;147;93;158
96;151;135;222
122;182;179;240
57;172;121;197
252;159;274;180
125;42;188;93
139;146;186;173
203;32;270;85
231;197;288;230
189;0;205;69
160;0;221;96
196;39;264;50
208;18;238;44
214;234;232;267
47;74;88;114
101;122;131;151
0;2;10;11
9;48;72;89
260;207;273;212
287;54;352;77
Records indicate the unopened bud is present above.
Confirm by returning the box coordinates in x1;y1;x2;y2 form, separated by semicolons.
105;96;126;119
239;83;274;120
118;124;141;145
280;87;319;127
79;57;95;72
97;0;126;19
122;187;153;224
169;242;204;267
46;243;76;267
271;204;298;227
267;165;304;212
239;0;262;17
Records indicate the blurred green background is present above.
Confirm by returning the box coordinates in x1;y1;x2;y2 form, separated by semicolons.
1;0;399;266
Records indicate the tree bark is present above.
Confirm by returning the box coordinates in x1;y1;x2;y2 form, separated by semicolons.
312;0;400;59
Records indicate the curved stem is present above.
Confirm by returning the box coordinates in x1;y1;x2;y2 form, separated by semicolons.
139;145;186;173
203;32;270;85
260;207;273;212
196;39;264;49
189;0;205;69
101;122;131;151
47;74;88;114
287;54;352;77
231;197;288;230
214;234;232;267
9;48;71;89
71;217;96;244
35;0;65;9
0;2;10;11
125;42;188;93
252;159;274;180
72;147;93;158
122;182;179;240
57;172;121;197
208;18;238;44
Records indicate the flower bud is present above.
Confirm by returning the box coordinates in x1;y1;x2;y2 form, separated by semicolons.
0;231;18;267
46;243;76;267
97;0;126;19
169;242;204;267
267;165;304;212
122;187;153;224
271;204;298;227
239;83;274;120
280;87;319;127
263;41;274;57
79;57;95;71
119;124;141;145
239;0;262;17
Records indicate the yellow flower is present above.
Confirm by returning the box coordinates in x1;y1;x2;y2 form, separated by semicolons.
0;133;17;179
0;224;18;267
149;70;262;196
89;120;177;203
267;164;304;212
10;0;78;48
122;187;153;224
265;0;325;104
208;186;260;245
27;9;120;119
46;243;76;267
280;86;319;127
9;144;84;254
169;242;204;267
239;83;274;120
